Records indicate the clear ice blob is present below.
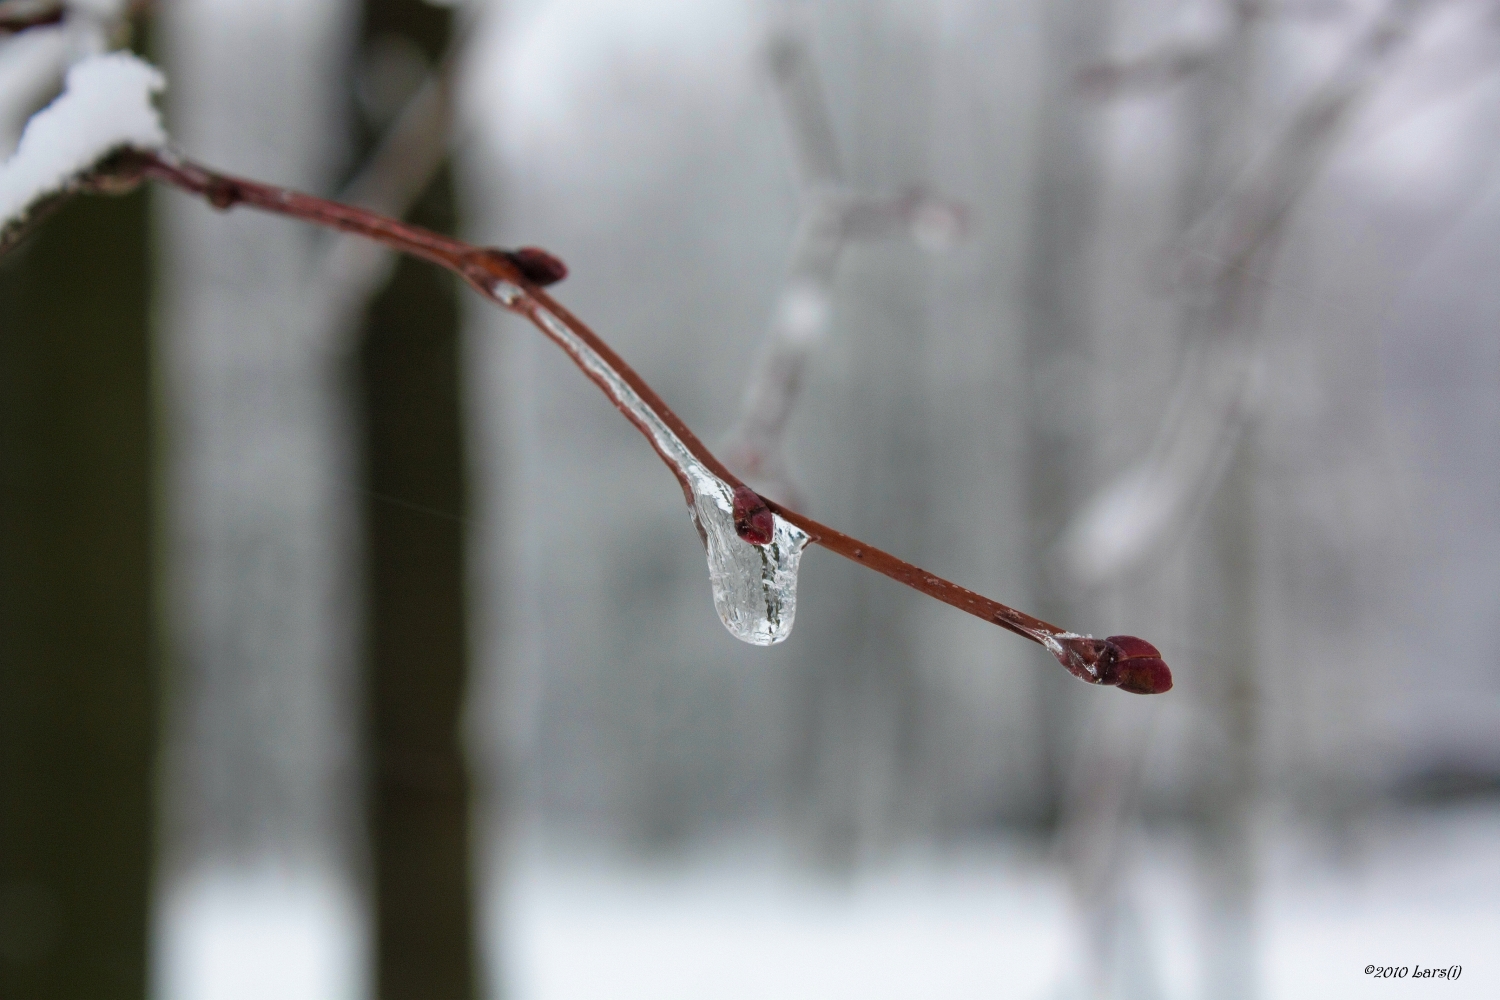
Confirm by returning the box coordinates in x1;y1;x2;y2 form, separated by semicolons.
690;476;809;645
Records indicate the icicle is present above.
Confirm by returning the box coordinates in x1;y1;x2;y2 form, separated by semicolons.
689;476;809;645
496;281;811;645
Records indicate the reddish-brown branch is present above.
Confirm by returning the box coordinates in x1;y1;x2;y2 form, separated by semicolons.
0;0;152;35
0;2;63;34
103;149;1170;694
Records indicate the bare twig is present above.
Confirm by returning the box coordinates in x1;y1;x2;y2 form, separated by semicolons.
722;186;965;505
87;148;1169;694
0;1;63;35
1078;43;1213;96
0;0;152;35
763;22;842;191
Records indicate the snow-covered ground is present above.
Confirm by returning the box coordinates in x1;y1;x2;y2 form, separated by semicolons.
156;802;1500;1000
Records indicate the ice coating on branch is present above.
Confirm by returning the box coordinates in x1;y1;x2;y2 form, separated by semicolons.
492;281;811;645
0;52;165;231
695;479;808;644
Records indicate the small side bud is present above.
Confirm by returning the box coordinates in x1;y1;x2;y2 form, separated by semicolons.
506;246;568;287
732;485;774;545
205;176;242;211
1100;635;1173;695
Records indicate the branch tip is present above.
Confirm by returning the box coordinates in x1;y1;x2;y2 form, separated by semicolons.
1052;634;1172;695
1103;635;1173;694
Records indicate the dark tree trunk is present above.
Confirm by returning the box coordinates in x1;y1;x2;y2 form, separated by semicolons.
0;190;157;998
354;3;478;998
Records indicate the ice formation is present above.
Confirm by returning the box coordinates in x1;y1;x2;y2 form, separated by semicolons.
0;52;166;232
493;280;811;645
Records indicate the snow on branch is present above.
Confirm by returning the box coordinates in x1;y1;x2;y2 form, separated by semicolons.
0;51;163;238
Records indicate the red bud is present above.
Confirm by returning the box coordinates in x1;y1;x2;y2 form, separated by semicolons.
1101;635;1172;695
1050;633;1172;694
507;246;568;286
731;485;774;545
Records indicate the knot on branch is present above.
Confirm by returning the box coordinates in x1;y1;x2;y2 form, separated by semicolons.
205;176;242;211
78;149;152;196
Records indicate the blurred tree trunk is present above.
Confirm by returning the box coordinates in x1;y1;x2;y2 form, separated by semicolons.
353;2;477;997
1175;22;1262;1000
787;0;936;870
0;191;156;995
158;0;356;879
1021;0;1115;826
1196;446;1259;1000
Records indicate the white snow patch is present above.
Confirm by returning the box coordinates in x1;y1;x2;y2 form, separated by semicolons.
0;51;166;230
155;865;366;1000
153;810;1500;1000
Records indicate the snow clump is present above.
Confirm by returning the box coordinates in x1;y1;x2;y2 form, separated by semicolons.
0;51;166;232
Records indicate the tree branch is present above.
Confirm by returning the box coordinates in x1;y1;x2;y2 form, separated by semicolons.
0;1;63;35
0;0;152;36
85;147;1171;695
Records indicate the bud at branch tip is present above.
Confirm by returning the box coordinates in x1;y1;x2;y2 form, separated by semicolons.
1052;633;1172;695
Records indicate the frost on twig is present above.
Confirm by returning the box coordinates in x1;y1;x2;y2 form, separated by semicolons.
721;19;966;507
1054;0;1437;591
0;0;139;174
1055;340;1265;588
0;19;69;155
0;50;163;249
